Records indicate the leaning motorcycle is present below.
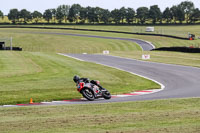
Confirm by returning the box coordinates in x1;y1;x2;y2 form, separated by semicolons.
75;78;111;101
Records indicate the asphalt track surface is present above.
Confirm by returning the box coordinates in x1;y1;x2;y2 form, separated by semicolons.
60;54;200;105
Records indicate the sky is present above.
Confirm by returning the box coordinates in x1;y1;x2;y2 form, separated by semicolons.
1;0;200;15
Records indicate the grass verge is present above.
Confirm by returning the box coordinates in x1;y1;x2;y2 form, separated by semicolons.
111;51;200;68
0;98;200;133
0;51;159;105
9;24;200;37
0;28;141;53
0;28;200;51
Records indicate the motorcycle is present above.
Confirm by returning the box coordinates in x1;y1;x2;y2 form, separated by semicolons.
73;76;111;101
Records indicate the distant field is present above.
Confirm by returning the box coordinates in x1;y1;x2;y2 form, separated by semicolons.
16;24;200;38
0;28;200;52
0;28;141;53
0;98;200;133
0;28;200;68
0;51;159;105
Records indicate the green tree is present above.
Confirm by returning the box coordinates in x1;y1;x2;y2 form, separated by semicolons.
180;1;195;23
99;8;111;24
0;10;4;19
170;5;185;24
177;5;185;24
43;9;52;23
56;6;64;23
51;9;57;23
119;7;126;24
8;9;19;24
19;9;32;23
170;6;178;23
125;8;135;24
163;7;173;23
80;7;87;23
87;7;98;24
136;7;149;24
190;8;200;23
68;4;81;23
61;5;70;23
32;11;42;23
111;9;121;24
149;5;162;24
94;7;103;23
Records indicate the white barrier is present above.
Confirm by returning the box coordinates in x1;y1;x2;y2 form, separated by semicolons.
142;55;150;60
103;50;109;54
146;27;154;32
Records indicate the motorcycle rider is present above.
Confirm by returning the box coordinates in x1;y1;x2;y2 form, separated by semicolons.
73;75;111;100
73;75;90;84
73;75;100;87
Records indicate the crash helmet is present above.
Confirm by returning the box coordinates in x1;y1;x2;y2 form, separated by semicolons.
73;75;80;83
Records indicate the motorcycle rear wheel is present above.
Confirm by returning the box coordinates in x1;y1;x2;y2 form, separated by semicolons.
82;88;95;101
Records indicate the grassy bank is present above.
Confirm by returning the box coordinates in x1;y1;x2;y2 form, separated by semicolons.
0;28;199;51
0;28;200;106
0;25;199;133
0;98;200;133
0;28;141;53
112;51;200;68
0;51;159;105
9;24;200;37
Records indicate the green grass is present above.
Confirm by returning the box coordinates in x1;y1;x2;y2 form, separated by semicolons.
0;27;200;105
0;51;159;105
0;27;200;106
16;24;200;38
1;28;200;51
0;28;141;53
111;51;200;68
0;98;200;133
0;25;200;133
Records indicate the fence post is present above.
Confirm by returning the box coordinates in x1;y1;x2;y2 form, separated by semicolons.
10;37;13;50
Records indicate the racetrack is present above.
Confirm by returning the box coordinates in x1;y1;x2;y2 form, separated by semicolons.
59;54;200;104
1;32;200;107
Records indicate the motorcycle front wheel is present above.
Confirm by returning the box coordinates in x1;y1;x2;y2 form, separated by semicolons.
102;90;111;100
81;88;95;101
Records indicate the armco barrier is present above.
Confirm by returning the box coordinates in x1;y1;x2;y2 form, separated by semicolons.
152;47;200;53
0;47;22;51
0;26;188;40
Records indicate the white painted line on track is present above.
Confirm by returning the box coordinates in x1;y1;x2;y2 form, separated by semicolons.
59;54;165;94
132;38;156;50
3;105;18;107
41;102;52;104
0;54;165;108
144;40;156;49
58;53;85;61
52;101;67;103
112;89;164;98
94;62;165;91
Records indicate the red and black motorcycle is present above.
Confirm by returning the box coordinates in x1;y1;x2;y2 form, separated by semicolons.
73;76;111;101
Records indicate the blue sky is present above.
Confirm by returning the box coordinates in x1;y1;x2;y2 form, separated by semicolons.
1;0;200;15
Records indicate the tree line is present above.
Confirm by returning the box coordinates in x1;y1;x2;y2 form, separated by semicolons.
1;1;200;24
